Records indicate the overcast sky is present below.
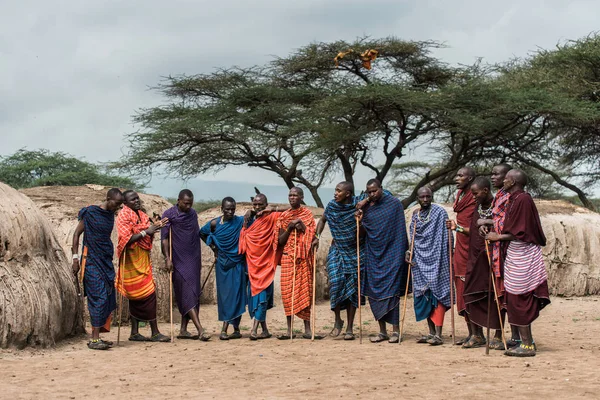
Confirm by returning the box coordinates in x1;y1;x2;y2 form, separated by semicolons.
2;0;599;199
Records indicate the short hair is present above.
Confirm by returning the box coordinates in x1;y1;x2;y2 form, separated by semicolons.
338;181;354;194
472;176;491;190
494;163;512;174
122;190;135;200
106;188;123;200
417;186;432;196
221;196;236;207
290;187;304;197
254;193;268;203
366;178;382;188
178;189;194;200
509;169;528;186
460;166;476;178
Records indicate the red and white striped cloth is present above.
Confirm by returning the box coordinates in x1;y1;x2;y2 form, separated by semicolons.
504;240;548;295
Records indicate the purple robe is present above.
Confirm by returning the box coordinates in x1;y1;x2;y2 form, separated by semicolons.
161;206;202;316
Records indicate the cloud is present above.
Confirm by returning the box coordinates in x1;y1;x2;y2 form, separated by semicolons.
1;0;599;191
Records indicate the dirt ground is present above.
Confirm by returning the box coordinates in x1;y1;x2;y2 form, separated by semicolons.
1;296;599;400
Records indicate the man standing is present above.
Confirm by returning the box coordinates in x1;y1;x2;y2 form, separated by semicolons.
356;179;408;344
446;167;477;344
72;188;123;350
409;187;451;346
486;169;550;357
116;190;170;342
161;189;211;341
239;194;281;340
314;181;361;340
478;163;520;349
200;197;247;340
275;187;320;340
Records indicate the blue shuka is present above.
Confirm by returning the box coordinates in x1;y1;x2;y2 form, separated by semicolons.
78;205;117;328
200;216;248;325
361;193;409;325
324;197;364;310
409;204;452;322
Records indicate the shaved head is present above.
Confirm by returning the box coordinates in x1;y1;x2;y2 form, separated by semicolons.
459;166;476;178
507;169;528;186
417;186;432;196
290;187;304;197
338;181;354;194
494;163;512;175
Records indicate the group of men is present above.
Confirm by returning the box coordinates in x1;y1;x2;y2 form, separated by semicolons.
72;165;550;357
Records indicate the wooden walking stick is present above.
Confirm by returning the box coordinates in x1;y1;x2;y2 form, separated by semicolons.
117;248;126;346
290;230;298;342
485;271;493;355
356;218;362;344
448;229;456;345
485;240;508;350
169;228;174;343
200;260;216;293
400;221;417;344
311;250;317;341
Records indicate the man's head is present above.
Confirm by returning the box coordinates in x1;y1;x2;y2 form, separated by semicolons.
177;189;194;213
454;166;476;190
221;196;236;221
470;176;492;205
252;193;268;213
491;163;512;190
503;169;528;192
417;186;433;209
288;187;304;209
123;190;141;211
365;179;383;202
106;188;123;212
334;181;354;204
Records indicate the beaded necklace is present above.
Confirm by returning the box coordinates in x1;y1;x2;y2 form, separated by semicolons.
417;208;431;223
478;203;493;219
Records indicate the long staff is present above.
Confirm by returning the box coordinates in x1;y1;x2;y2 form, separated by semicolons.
290;230;298;342
117;248;126;346
485;269;493;355
201;261;216;293
311;250;317;341
484;240;508;351
399;221;417;344
169;228;174;343
356;218;362;344
448;230;456;345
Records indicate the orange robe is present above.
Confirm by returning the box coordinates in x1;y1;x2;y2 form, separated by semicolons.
274;207;316;320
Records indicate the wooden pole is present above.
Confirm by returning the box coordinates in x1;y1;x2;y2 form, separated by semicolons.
399;222;417;344
448;229;456;345
485;240;508;350
200;261;216;293
117;248;125;346
290;230;298;342
311;250;317;341
169;228;174;343
356;218;362;344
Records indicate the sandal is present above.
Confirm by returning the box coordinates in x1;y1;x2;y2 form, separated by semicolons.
504;343;536;357
87;339;110;350
506;338;521;349
329;320;345;337
488;338;505;350
128;333;148;342
369;333;389;343
249;332;259;341
416;334;433;344
177;331;199;340
388;332;400;344
219;332;229;341
228;331;242;340
149;333;170;343
100;339;114;347
198;331;212;342
276;334;296;340
462;335;486;349
258;332;272;339
343;332;355;341
302;333;325;340
455;335;470;345
427;335;444;346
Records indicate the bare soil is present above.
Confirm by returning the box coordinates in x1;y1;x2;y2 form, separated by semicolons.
1;296;599;399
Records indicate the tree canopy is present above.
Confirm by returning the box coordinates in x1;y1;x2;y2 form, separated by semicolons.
122;34;600;210
0;149;141;190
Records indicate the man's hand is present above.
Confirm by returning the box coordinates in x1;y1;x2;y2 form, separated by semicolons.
72;259;80;276
243;209;254;229
165;258;173;273
310;237;319;254
147;217;169;235
478;225;489;237
356;199;368;210
355;209;363;222
287;219;301;232
404;250;413;265
295;221;306;233
485;232;501;242
446;220;457;230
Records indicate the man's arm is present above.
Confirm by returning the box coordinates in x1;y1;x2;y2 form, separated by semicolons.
485;232;515;242
312;215;327;251
278;219;300;246
126;217;168;246
71;220;85;275
446;219;470;236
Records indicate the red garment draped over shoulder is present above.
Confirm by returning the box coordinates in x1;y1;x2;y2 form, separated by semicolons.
239;212;281;297
116;205;153;258
453;189;477;276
